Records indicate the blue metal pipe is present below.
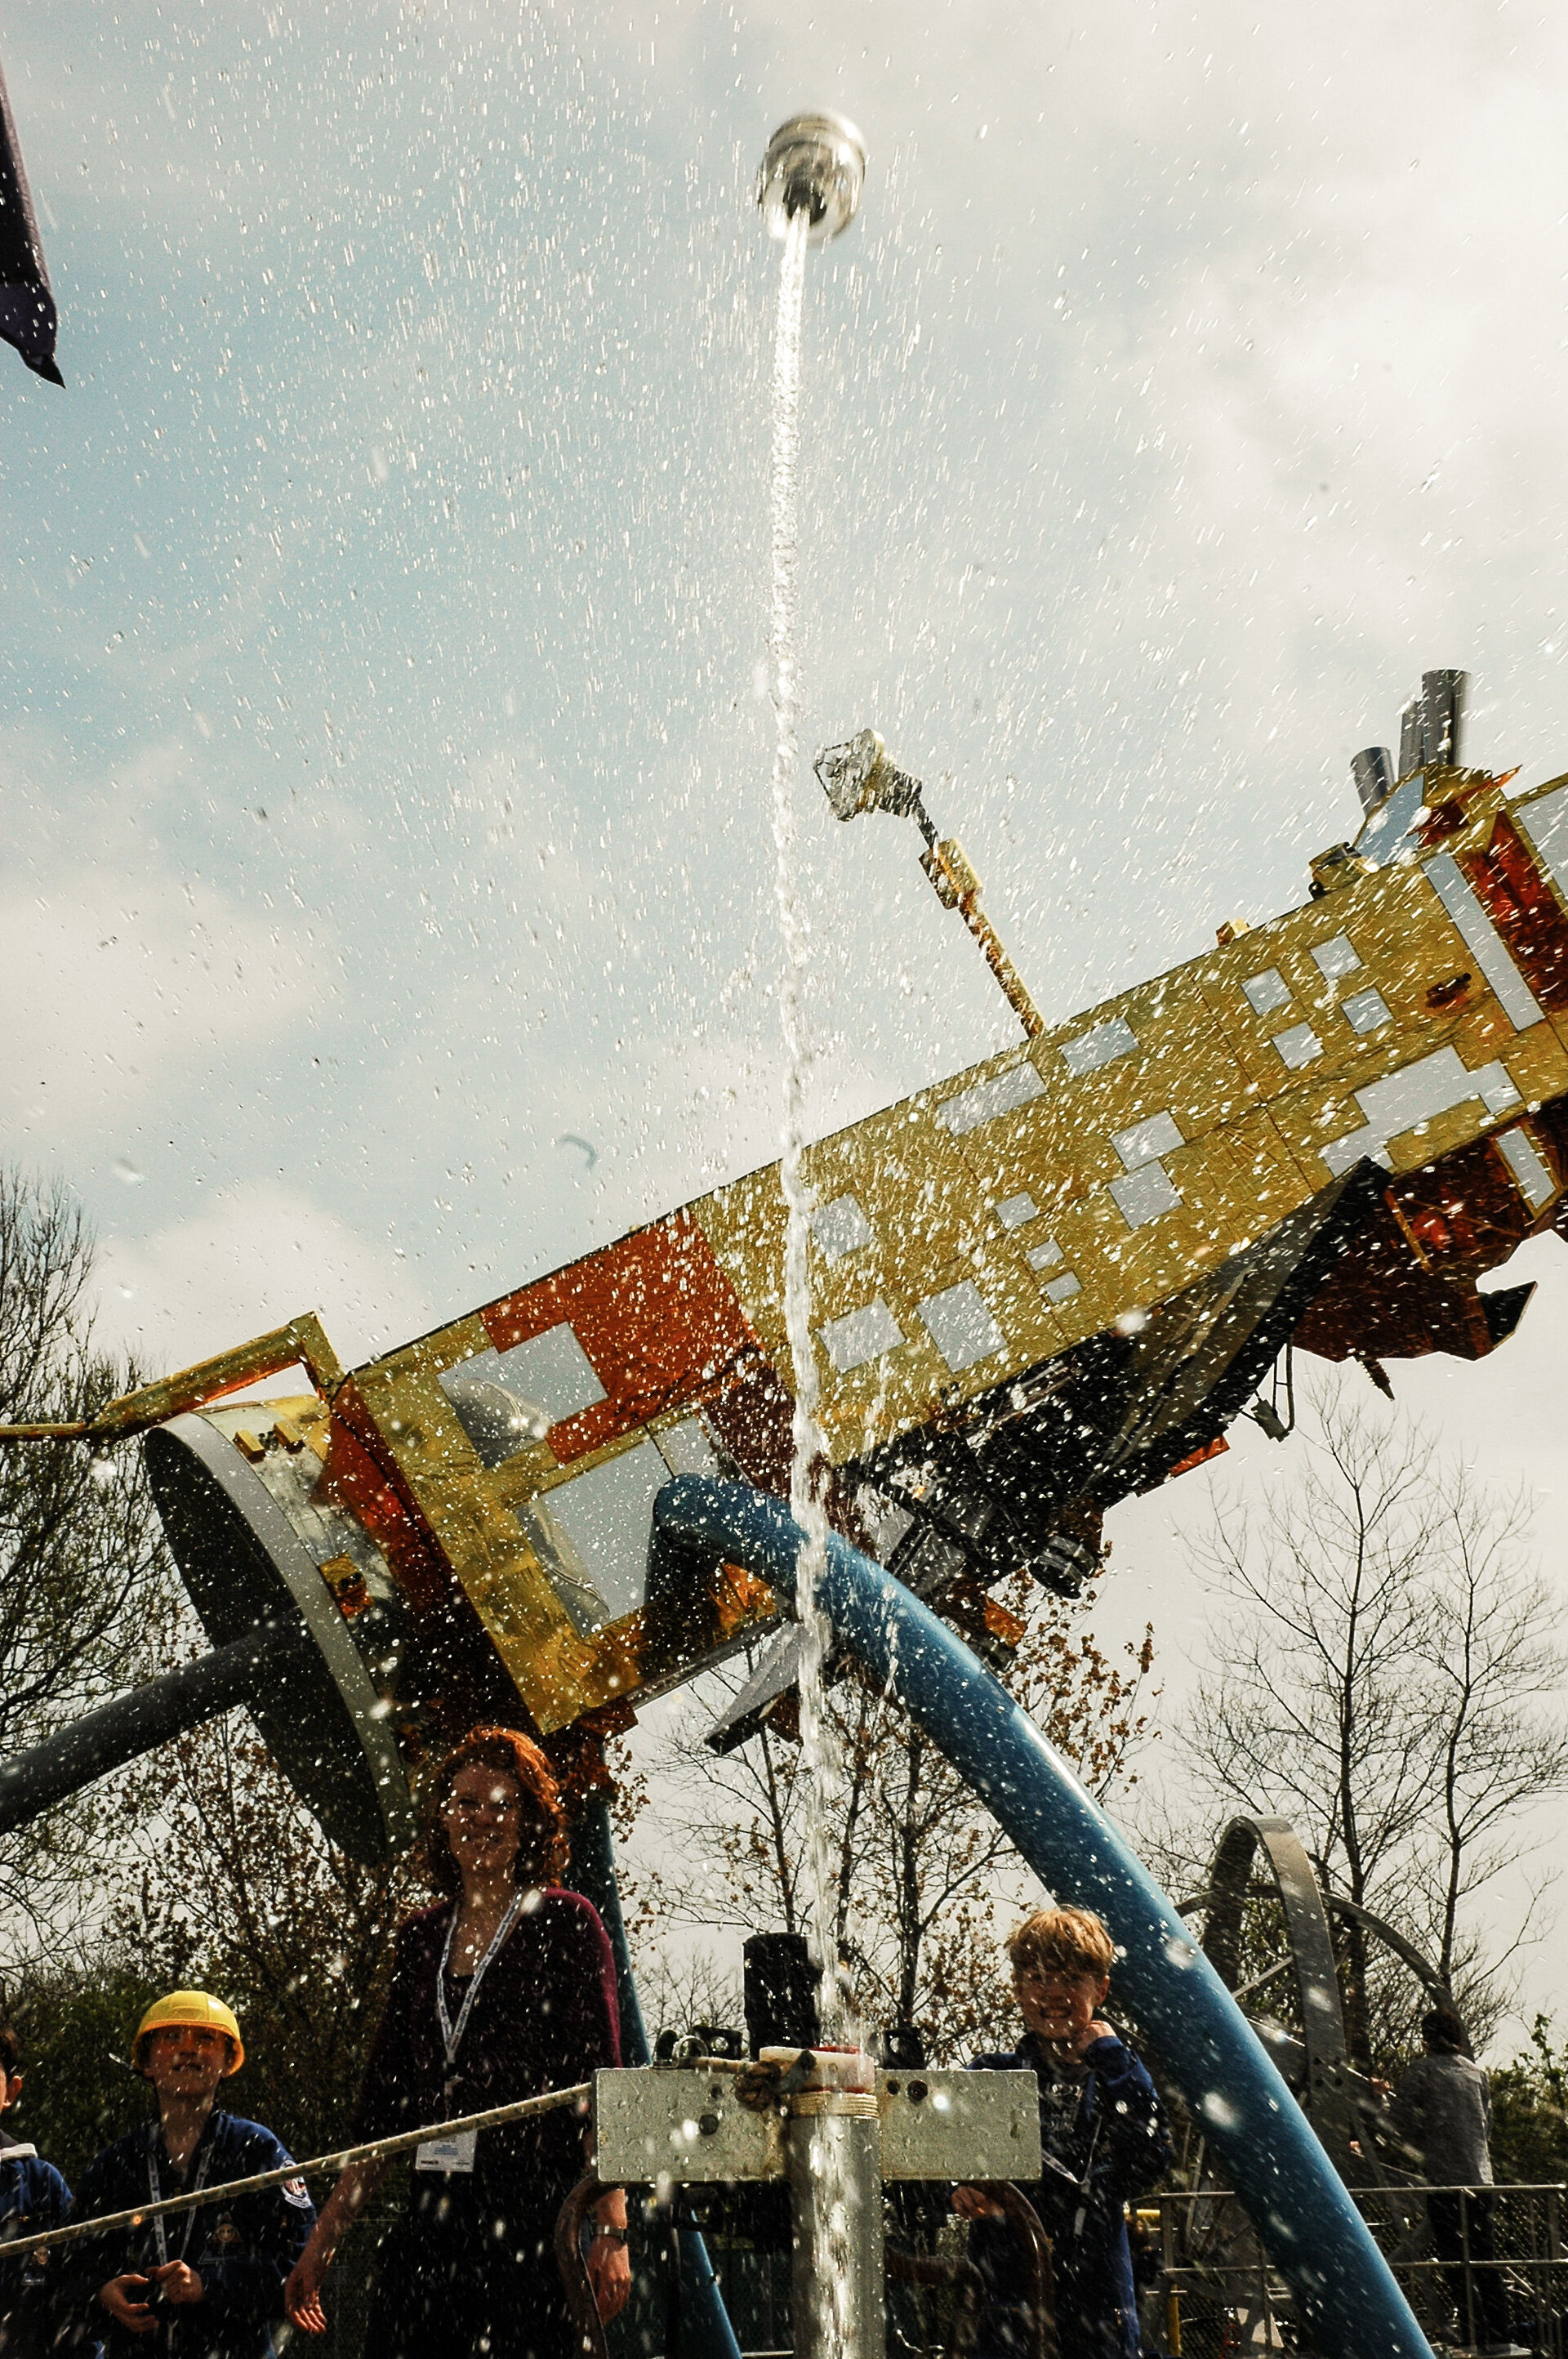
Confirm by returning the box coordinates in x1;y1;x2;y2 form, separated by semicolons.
649;1475;1434;2359
568;1798;744;2359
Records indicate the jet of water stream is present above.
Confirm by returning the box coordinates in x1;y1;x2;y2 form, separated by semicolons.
767;203;849;2047
766;197;860;2349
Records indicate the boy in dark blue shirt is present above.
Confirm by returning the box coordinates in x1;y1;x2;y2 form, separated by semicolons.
58;1991;312;2359
0;2023;73;2357
955;1906;1170;2359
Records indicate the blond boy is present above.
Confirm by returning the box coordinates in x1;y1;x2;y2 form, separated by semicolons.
956;1906;1169;2359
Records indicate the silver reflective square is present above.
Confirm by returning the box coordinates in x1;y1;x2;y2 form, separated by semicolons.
495;1323;608;1423
1061;1015;1138;1077
1241;968;1290;1016
1311;933;1362;980
1110;1162;1182;1230
1341;987;1391;1036
819;1299;904;1373
1270;1023;1323;1071
937;1063;1046;1136
811;1193;875;1261
653;1417;720;1478
917;1281;1005;1373
540;1441;670;1621
1321;1046;1522;1176
1111;1109;1183;1170
1494;1126;1555;1211
996;1192;1039;1230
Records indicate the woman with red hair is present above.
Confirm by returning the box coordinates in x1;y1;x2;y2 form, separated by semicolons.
284;1727;629;2358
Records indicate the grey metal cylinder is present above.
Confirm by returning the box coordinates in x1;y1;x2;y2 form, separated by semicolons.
0;1621;301;1836
786;2107;885;2359
1352;746;1395;816
1398;697;1423;778
1421;669;1468;770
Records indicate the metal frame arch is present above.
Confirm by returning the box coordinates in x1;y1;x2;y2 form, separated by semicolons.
1186;1815;1359;2161
1324;1893;1455;2012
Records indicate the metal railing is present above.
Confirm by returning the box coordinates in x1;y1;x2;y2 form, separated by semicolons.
1140;2183;1567;2357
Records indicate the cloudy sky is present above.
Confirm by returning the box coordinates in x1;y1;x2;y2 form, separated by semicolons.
6;0;1568;2036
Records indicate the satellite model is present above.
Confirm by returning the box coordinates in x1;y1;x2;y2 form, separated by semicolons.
8;665;1566;1853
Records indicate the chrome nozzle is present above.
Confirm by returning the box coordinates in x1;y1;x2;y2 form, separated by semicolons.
757;113;866;246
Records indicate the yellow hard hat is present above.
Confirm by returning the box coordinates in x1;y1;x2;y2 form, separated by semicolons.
132;1991;244;2076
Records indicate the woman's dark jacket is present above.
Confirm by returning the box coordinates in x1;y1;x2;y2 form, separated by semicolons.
57;2109;313;2358
352;1887;621;2197
967;2029;1170;2359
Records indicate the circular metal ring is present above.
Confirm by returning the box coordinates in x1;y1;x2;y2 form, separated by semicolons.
145;1414;415;1862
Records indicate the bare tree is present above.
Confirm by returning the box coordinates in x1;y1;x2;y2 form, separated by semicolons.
0;1170;176;1955
625;1577;1156;2062
1176;1375;1568;2059
103;1715;416;2160
635;1946;743;2045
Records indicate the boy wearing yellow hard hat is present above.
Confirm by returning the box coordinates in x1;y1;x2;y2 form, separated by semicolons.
57;1991;313;2357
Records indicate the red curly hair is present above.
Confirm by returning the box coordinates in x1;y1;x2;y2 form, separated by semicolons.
415;1725;569;1897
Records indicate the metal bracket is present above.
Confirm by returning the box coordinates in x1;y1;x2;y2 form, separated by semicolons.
592;2064;1040;2187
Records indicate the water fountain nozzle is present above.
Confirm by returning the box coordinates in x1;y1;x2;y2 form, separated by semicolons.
757;114;866;246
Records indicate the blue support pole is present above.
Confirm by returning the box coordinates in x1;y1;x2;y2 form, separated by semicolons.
648;1475;1436;2359
569;1798;745;2359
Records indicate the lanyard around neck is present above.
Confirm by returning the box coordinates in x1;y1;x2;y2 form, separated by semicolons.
436;1891;525;2067
146;2129;216;2267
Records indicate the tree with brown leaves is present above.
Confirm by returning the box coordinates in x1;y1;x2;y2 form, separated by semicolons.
624;1575;1156;2062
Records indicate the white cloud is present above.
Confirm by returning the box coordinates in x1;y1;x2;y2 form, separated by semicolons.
0;740;325;1159
95;1179;436;1378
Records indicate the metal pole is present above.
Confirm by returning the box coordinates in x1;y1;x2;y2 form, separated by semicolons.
786;2103;885;2359
0;1621;300;1835
1460;2189;1475;2351
905;792;1046;1041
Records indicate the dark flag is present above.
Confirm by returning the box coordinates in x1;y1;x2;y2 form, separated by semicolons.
0;47;62;385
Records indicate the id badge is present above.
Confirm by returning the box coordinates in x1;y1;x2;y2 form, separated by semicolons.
415;2129;477;2174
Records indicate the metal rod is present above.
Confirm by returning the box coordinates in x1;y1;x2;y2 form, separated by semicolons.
958;899;1047;1038
0;1312;347;1449
0;1622;302;1836
0;2080;593;2261
905;787;1045;1041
